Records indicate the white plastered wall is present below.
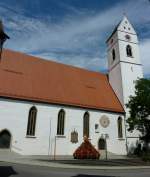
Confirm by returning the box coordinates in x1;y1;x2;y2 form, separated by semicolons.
107;17;144;154
0;98;127;156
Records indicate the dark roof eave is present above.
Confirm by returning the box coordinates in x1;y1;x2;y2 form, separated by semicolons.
0;95;125;115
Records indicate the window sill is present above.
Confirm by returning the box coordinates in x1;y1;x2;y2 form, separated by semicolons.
56;135;66;138
118;138;125;141
126;55;134;58
83;137;91;140
26;135;36;138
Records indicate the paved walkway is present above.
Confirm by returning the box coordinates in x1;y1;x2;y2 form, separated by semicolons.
0;150;150;170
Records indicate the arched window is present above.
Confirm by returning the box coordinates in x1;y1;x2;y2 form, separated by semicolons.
0;130;11;148
118;117;123;138
126;45;132;57
26;106;37;136
112;49;116;61
83;112;90;138
98;138;106;150
57;109;65;135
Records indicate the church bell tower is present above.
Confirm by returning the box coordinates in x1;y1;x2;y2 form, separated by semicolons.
106;16;143;108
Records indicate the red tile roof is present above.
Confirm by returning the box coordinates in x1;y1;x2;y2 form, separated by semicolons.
0;49;124;113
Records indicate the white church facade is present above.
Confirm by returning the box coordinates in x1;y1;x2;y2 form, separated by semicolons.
0;16;143;156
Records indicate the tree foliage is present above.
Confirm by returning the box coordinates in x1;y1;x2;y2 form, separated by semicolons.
126;78;150;145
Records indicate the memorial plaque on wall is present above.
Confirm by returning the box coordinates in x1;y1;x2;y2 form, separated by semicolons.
71;130;78;143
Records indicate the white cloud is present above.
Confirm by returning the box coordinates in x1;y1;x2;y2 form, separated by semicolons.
0;0;150;76
140;39;150;77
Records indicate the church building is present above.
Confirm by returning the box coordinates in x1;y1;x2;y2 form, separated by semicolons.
0;16;143;156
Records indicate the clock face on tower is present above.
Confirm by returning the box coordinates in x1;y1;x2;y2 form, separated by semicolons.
99;115;110;128
125;34;131;41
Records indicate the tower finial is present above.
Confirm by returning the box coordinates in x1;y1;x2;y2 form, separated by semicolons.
0;19;9;60
123;11;127;17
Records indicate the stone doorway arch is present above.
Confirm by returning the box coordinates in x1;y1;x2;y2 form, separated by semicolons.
0;129;11;148
98;138;106;150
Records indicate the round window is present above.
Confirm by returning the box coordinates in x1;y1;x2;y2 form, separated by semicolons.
99;115;110;128
125;34;131;41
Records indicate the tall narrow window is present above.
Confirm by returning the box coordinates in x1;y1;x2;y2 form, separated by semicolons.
26;106;37;136
118;117;123;138
126;45;132;57
83;112;90;138
112;49;116;61
57;109;65;135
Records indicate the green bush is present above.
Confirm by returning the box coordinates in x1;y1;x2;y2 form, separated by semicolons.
134;144;142;156
142;153;150;162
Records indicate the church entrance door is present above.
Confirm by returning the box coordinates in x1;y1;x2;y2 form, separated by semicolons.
0;130;11;148
98;138;106;150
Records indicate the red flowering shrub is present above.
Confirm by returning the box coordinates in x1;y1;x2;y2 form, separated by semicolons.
73;137;100;159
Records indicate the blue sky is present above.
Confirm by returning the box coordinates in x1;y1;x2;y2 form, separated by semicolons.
0;0;150;76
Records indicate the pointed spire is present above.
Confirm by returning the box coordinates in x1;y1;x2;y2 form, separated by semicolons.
106;21;121;43
0;19;9;60
123;10;127;18
117;15;136;34
106;15;136;43
0;20;4;33
0;19;10;41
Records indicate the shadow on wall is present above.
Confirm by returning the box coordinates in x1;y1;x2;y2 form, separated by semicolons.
72;175;117;177
0;166;18;177
128;140;141;155
128;142;136;154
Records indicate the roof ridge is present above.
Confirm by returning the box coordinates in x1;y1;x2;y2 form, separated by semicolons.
3;48;106;76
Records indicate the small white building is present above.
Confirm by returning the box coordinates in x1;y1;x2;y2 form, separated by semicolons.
0;16;143;156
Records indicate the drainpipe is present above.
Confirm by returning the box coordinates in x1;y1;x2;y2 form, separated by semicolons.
48;118;52;156
124;112;129;155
